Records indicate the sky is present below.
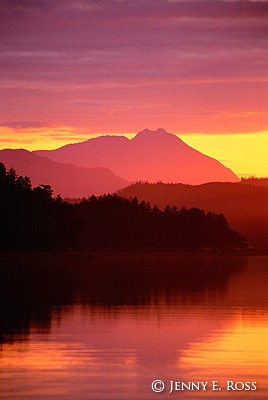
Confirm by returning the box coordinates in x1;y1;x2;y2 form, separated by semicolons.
0;0;268;177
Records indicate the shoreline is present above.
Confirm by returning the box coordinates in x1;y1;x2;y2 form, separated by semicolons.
0;247;266;260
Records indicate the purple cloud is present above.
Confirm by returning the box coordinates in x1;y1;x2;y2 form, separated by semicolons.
0;0;268;134
0;121;48;128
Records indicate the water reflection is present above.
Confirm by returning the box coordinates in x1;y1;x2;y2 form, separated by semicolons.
0;252;268;399
0;251;245;337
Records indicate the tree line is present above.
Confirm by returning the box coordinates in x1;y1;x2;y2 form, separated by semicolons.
241;177;268;187
0;163;246;250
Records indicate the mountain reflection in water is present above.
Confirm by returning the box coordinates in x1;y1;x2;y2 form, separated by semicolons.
0;251;268;399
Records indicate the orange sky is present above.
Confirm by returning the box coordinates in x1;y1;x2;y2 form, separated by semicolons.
1;1;268;177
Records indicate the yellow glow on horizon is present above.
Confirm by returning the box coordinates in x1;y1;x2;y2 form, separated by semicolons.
0;127;85;150
180;131;268;178
0;126;267;177
0;127;135;151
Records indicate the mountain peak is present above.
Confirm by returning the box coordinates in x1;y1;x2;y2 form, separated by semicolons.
133;128;180;142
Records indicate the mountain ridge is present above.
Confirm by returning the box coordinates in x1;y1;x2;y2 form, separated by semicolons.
34;128;239;184
117;181;268;250
0;149;129;198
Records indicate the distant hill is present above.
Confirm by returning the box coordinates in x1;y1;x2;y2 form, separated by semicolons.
0;149;129;198
241;177;268;188
118;182;268;250
35;128;239;184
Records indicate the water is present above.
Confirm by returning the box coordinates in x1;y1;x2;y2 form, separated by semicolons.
0;251;268;399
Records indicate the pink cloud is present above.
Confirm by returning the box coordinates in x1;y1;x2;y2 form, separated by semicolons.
0;0;267;136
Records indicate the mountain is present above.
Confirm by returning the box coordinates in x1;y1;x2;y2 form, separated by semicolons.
35;128;239;184
0;149;129;198
117;182;268;250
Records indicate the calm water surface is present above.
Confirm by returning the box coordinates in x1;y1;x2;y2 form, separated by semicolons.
0;252;268;399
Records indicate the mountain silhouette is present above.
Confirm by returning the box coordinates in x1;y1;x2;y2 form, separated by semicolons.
118;182;268;250
35;128;239;184
0;149;129;198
